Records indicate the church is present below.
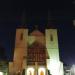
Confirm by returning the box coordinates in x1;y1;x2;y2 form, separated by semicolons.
9;11;64;75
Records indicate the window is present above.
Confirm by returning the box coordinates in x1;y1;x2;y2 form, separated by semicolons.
20;33;23;40
50;34;53;41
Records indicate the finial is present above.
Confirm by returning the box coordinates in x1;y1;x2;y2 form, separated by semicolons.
21;10;26;26
34;25;38;30
48;9;51;22
47;10;55;28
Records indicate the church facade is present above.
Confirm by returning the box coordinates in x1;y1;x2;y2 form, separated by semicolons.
9;27;64;75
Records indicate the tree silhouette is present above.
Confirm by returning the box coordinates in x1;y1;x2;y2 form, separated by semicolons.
0;45;7;60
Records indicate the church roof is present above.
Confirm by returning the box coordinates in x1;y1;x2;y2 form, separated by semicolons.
28;41;49;59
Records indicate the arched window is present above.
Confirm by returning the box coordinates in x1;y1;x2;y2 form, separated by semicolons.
50;34;53;41
20;33;23;40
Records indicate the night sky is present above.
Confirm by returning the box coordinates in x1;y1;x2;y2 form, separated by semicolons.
0;0;75;66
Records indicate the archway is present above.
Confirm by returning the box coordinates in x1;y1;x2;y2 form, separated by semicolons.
27;67;35;75
38;67;46;75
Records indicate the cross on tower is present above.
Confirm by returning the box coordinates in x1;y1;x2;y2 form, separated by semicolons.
34;25;38;30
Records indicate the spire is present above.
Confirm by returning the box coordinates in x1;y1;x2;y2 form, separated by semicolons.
48;10;51;23
21;10;26;25
47;10;50;28
34;25;38;30
20;10;27;28
47;9;55;29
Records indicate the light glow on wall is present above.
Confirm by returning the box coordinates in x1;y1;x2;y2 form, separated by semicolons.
46;29;60;75
27;67;35;75
71;65;75;75
47;59;60;75
38;67;46;75
0;72;3;75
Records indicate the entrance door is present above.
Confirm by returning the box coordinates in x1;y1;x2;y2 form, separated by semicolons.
27;67;35;75
38;67;46;75
40;71;44;75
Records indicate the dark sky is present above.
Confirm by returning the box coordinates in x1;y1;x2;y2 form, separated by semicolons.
0;0;75;65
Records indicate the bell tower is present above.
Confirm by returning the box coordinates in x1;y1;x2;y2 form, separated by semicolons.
13;28;28;74
46;29;60;75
